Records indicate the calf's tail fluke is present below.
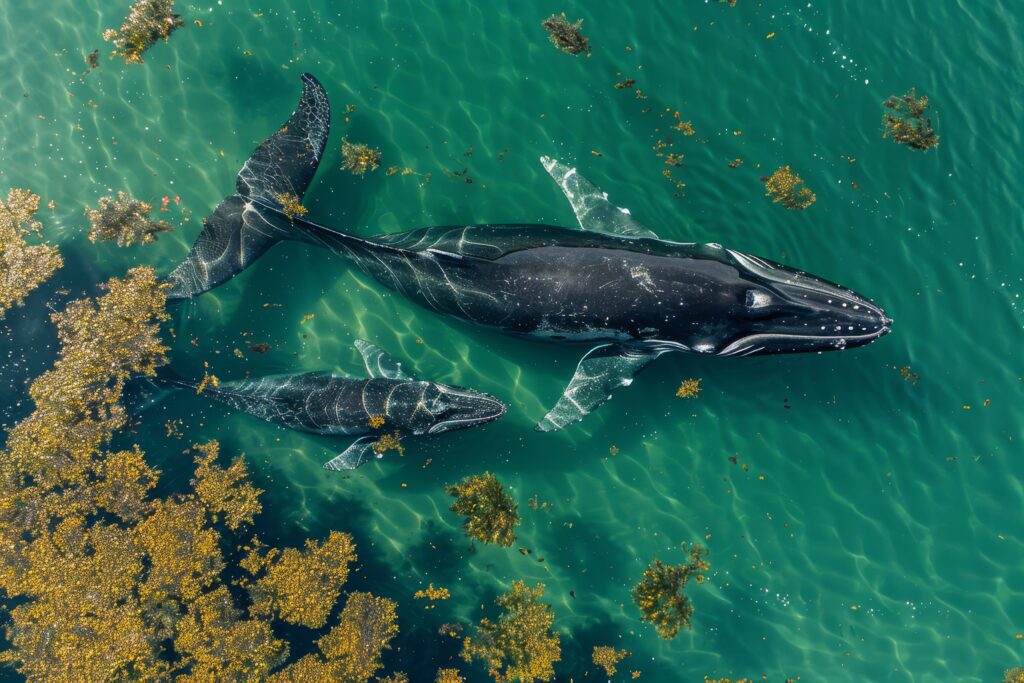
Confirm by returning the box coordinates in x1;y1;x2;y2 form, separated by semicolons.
164;73;331;300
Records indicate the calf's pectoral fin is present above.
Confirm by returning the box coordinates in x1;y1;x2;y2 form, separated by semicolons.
539;156;658;240
354;339;413;380
536;344;668;432
324;437;379;471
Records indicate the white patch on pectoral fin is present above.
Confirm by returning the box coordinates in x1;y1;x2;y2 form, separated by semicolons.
536;343;669;432
324;437;378;471
539;156;658;240
354;339;412;380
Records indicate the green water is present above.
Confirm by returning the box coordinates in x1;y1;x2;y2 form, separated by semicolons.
2;0;1023;681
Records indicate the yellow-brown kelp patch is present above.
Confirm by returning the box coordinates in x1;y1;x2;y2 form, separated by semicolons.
676;378;702;399
0;267;403;681
103;0;184;64
541;13;591;56
436;668;466;683
272;591;399;681
632;543;710;639
0;188;62;318
341;138;382;176
276;191;308;220
1004;667;1024;683
242;531;357;629
763;165;816;210
85;192;172;246
592;646;630;676
462;581;561;682
882;87;939;151
446;472;520;547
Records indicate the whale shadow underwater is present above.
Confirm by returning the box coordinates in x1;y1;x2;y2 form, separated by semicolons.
163;73;892;431
156;339;505;470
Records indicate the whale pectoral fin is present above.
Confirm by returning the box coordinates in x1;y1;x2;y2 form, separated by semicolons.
536;344;668;432
540;156;659;240
354;339;413;380
324;437;379;471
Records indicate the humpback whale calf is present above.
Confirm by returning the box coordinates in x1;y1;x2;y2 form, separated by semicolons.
159;340;506;470
165;74;892;431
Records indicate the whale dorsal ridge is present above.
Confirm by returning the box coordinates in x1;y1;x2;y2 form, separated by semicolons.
539;156;658;240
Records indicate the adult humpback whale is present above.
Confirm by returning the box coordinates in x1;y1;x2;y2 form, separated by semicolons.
158;340;506;470
165;74;891;431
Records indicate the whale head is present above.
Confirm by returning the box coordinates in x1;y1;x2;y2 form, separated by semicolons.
422;384;507;435
692;249;891;357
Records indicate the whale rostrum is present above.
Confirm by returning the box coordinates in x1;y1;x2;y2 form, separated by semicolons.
165;74;892;431
158;340;505;470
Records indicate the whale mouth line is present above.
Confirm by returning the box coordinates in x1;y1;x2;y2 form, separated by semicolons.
427;411;504;434
426;393;507;434
717;326;890;357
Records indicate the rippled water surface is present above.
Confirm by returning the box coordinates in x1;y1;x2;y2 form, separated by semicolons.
2;1;1023;681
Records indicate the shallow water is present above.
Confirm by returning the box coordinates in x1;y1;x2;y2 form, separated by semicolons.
2;1;1023;681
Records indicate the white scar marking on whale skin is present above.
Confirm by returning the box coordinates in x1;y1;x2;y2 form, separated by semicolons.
748;290;771;308
629;266;658;293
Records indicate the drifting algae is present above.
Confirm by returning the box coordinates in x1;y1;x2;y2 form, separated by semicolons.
446;472;520;547
0;189;62;318
763;166;816;210
341;138;382;176
0;267;404;681
882;88;939;151
1004;668;1024;683
632;543;710;639
85;192;172;246
542;13;591;56
103;0;184;64
462;581;561;683
436;669;466;683
592;646;630;676
275;191;308;220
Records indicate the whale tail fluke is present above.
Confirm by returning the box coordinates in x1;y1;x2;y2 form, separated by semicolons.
124;366;193;416
164;73;331;300
152;366;199;392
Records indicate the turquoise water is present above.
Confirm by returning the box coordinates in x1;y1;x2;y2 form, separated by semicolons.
2;0;1023;680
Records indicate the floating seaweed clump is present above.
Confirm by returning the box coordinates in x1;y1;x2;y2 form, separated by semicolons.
882;88;939;151
0;266;405;681
676;378;702;398
763;165;816;210
0;189;63;318
276;191;308;220
1004;668;1024;683
542;13;591;56
446;472;520;547
898;365;920;385
85;192;172;246
592;646;629;676
341;138;382;176
462;581;561;683
103;0;184;64
242;531;357;628
436;668;466;683
414;583;451;603
632;543;710;639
